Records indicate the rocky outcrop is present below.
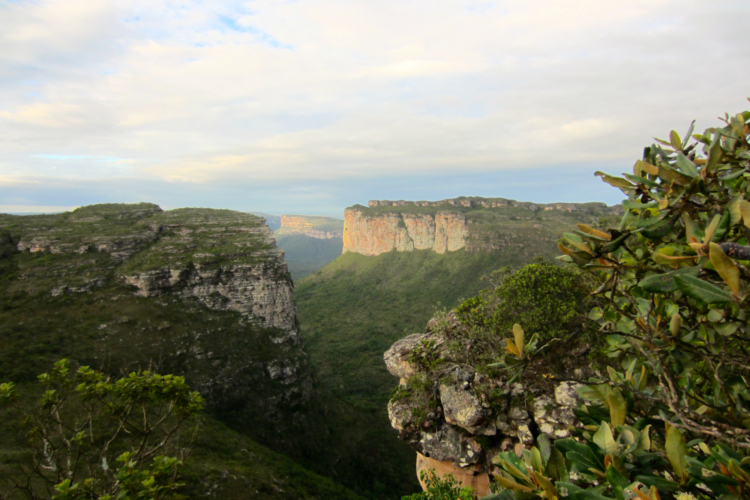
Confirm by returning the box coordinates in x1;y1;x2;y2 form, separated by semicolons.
343;209;468;255
385;312;591;495
276;215;343;239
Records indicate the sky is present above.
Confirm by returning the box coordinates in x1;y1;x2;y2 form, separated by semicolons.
1;0;750;217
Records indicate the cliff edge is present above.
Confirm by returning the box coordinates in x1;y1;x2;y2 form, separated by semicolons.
343;197;622;256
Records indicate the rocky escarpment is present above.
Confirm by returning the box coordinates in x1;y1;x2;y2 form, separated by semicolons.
120;209;297;338
384;312;593;497
344;197;623;256
276;215;344;239
0;203;311;425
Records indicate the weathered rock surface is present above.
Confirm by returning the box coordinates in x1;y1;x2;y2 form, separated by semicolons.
343;209;468;255
384;311;590;494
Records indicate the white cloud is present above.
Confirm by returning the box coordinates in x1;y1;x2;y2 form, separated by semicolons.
0;0;749;210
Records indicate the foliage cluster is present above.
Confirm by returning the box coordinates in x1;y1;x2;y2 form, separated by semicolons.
492;107;750;499
0;360;203;499
455;261;593;344
401;470;476;500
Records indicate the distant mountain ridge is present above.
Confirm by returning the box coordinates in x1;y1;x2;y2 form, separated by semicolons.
343;197;622;256
276;214;344;239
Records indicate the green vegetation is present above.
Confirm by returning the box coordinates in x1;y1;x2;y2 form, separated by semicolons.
275;234;343;281
0;360;202;499
455;261;594;344
298;249;543;410
489;107;750;499
0;204;421;499
401;471;475;500
355;198;613;217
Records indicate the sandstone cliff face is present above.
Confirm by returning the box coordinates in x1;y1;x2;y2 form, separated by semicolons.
344;197;623;257
343;208;469;255
276;215;343;239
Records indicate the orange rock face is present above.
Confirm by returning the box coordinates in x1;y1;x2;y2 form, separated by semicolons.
342;209;468;256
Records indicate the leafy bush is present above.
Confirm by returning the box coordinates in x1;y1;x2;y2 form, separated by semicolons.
494;106;750;499
0;360;203;499
455;260;593;343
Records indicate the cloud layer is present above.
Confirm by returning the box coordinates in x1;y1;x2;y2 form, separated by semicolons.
1;0;750;213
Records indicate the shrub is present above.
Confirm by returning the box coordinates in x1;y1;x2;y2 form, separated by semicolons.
455;260;594;343
402;470;476;500
0;359;203;499
493;106;750;499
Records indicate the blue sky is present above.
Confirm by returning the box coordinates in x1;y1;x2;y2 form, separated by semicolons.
1;0;750;216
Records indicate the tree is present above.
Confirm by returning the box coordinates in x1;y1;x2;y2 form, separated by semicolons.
493;106;750;499
0;359;203;499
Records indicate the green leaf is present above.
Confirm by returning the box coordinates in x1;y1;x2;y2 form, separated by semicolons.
546;447;569;482
635;474;679;492
665;425;689;482
670;130;682;150
674;153;698;177
593;422;618;456
636;425;651;452
630;214;668;229
608;389;627;428
513;324;525;355
674;275;734;304
640;266;701;293
709;242;740;294
711;211;732;242
595;172;635;191
728;197;743;226
531;446;545;476
556;439;604;474
658;164;692;185
641;217;676;239
537;434;552;464
606;465;628;500
534;471;558;500
707;134;723;171
623;174;661;189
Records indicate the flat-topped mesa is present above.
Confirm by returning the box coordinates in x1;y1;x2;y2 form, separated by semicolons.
276;215;344;239
344;197;622;256
367;197;619;213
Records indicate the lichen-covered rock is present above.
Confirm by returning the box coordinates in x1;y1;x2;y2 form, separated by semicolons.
384;333;441;379
532;382;583;439
439;382;490;434
412;422;483;466
385;313;596;494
